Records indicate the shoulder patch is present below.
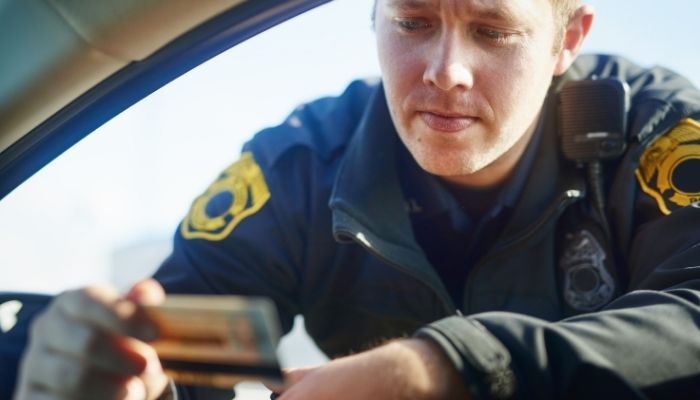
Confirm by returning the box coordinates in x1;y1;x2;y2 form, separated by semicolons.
181;152;270;241
636;118;700;215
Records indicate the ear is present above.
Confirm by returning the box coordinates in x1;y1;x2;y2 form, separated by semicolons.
553;5;595;76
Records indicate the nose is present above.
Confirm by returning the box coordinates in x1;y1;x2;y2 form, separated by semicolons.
422;32;474;91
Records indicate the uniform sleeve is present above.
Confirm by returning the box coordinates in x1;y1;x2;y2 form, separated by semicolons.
149;145;311;400
418;230;700;400
153;148;303;334
150;80;374;400
417;192;700;399
150;149;305;399
152;79;375;332
417;60;700;400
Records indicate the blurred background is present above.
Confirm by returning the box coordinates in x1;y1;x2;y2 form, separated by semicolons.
1;0;697;398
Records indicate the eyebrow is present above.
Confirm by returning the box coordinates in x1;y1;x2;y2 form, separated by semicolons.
386;0;522;26
386;0;432;11
471;6;520;25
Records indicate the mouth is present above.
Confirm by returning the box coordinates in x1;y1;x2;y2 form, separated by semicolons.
418;111;477;133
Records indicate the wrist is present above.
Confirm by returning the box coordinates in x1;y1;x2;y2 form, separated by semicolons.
379;339;469;400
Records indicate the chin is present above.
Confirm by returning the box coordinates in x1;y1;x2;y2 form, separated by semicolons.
411;148;486;178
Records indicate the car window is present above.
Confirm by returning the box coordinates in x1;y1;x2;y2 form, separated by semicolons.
0;0;378;293
0;1;377;396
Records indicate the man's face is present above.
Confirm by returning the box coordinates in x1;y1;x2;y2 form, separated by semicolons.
375;0;569;186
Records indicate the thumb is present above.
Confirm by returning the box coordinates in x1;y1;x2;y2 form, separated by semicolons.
265;366;319;394
125;278;166;305
284;366;318;385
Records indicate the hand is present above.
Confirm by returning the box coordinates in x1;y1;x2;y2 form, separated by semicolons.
13;279;170;400
271;339;469;400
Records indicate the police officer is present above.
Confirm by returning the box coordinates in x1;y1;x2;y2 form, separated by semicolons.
14;0;700;399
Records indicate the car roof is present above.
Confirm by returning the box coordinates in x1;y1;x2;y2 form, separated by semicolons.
0;0;330;199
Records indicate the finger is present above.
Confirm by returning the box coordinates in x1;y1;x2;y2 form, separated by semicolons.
17;374;151;400
263;379;288;395
44;331;169;400
16;287;166;400
127;338;170;400
20;348;133;400
125;279;165;305
32;309;146;376
56;287;157;341
38;337;167;400
124;377;148;400
124;279;165;343
13;385;58;400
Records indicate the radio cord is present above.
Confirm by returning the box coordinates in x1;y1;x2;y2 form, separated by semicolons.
587;161;612;240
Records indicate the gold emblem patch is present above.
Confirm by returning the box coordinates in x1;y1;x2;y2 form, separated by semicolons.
181;152;270;241
636;118;700;215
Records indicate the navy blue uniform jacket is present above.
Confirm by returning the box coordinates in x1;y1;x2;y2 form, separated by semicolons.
155;54;700;399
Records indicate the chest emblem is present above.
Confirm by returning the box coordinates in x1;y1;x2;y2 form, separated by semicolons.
636;118;700;215
560;230;615;312
181;152;270;241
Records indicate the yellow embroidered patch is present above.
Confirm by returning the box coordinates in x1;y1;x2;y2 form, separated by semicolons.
181;152;270;241
636;118;700;215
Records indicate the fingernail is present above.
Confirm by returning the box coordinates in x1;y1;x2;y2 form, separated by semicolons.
126;377;147;400
114;299;138;318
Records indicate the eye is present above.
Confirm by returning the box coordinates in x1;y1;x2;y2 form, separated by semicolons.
394;18;431;33
475;27;513;45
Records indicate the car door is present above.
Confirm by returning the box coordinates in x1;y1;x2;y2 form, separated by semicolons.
0;1;381;398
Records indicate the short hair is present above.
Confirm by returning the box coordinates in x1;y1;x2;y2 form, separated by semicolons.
551;0;582;50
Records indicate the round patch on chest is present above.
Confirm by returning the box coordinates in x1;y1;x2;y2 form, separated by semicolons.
181;152;270;241
636;118;700;214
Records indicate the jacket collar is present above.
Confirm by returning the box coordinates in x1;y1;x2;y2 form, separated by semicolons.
329;84;418;252
397;111;544;233
495;89;580;245
328;84;452;308
328;82;585;303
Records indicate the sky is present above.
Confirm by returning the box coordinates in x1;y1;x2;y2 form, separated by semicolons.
1;0;698;291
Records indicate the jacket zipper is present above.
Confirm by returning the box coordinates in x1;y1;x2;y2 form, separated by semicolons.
337;189;583;318
462;188;585;313
336;229;458;316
